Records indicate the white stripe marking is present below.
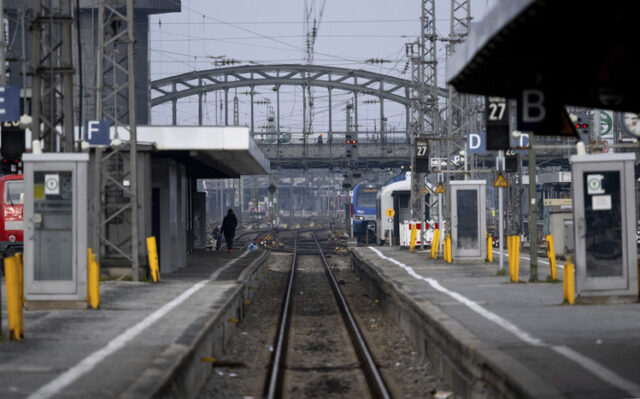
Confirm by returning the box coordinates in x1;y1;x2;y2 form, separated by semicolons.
28;251;250;399
492;248;564;269
368;247;640;397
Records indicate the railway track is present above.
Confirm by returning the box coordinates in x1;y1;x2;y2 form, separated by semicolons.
265;230;390;399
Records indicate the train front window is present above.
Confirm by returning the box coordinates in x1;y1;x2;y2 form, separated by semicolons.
5;181;24;205
357;191;377;208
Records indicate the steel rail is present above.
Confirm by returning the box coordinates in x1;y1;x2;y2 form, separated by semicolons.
312;232;392;399
265;231;297;399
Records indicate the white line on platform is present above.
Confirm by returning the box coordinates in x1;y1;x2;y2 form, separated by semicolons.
368;247;640;397
492;249;564;269
28;251;250;399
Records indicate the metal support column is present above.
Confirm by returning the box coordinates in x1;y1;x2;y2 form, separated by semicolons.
198;78;203;126
95;0;139;279
30;0;75;152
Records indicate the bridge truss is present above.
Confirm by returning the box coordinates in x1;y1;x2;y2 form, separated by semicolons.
150;64;448;169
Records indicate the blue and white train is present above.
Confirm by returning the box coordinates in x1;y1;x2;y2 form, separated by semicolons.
376;172;435;245
351;182;379;243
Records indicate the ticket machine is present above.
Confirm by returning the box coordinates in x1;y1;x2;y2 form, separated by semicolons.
570;153;638;302
450;180;487;260
23;153;89;306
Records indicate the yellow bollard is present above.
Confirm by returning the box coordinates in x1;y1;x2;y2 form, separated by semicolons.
514;236;520;282
17;253;24;334
146;236;161;283
4;255;23;341
507;235;513;281
409;224;417;253
87;248;100;309
443;233;449;262
445;234;452;263
430;229;440;259
564;257;575;304
486;233;493;263
545;235;558;280
87;249;93;304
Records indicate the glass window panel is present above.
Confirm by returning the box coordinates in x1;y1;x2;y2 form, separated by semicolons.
356;191;377;208
583;171;622;277
5;181;24;204
457;189;478;250
34;171;73;281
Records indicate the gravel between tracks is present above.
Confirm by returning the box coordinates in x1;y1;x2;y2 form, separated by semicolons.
197;251;454;398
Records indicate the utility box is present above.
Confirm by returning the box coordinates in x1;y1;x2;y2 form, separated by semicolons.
548;211;573;258
450;180;487;260
23;153;89;307
570;153;638;302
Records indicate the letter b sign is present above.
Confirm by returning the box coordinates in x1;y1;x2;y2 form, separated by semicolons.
517;88;561;134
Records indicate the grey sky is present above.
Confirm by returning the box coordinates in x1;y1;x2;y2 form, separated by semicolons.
149;0;496;131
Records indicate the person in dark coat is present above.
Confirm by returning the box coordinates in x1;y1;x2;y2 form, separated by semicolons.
220;209;238;252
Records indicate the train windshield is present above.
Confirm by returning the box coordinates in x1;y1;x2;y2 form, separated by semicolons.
356;190;377;208
5;181;23;205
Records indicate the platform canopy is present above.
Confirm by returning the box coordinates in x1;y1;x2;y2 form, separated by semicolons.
114;126;269;178
446;0;640;112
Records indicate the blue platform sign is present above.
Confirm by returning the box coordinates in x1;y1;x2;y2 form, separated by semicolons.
467;132;486;154
84;120;110;146
468;131;530;154
0;86;20;122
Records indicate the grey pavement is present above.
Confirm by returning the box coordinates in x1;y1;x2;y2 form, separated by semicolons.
352;245;640;398
0;249;266;399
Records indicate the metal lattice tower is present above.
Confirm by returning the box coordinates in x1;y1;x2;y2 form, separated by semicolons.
445;0;472;174
93;0;139;280
30;0;75;152
407;0;439;220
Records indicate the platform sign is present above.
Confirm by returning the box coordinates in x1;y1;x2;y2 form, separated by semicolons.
84;120;110;146
469;131;529;155
516;89;577;137
486;96;510;150
0;86;20;122
415;139;429;173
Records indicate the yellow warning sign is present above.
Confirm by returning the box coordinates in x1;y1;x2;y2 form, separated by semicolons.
435;183;446;194
385;208;395;218
493;172;509;188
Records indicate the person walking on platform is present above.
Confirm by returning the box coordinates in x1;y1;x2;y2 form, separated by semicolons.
220;209;238;253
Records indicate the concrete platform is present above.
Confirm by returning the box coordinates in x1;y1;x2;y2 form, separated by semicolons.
0;249;270;399
350;246;640;399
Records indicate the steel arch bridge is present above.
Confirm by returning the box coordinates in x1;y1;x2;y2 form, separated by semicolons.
150;64;447;169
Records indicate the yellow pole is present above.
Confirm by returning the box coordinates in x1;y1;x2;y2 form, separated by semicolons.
87;250;100;309
17;253;23;335
514;236;520;282
486;233;493;263
564;257;575;304
409;224;417;253
430;229;440;259
446;234;452;263
507;235;513;281
146;236;160;283
4;255;23;341
87;249;93;304
443;233;449;262
545;235;558;280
